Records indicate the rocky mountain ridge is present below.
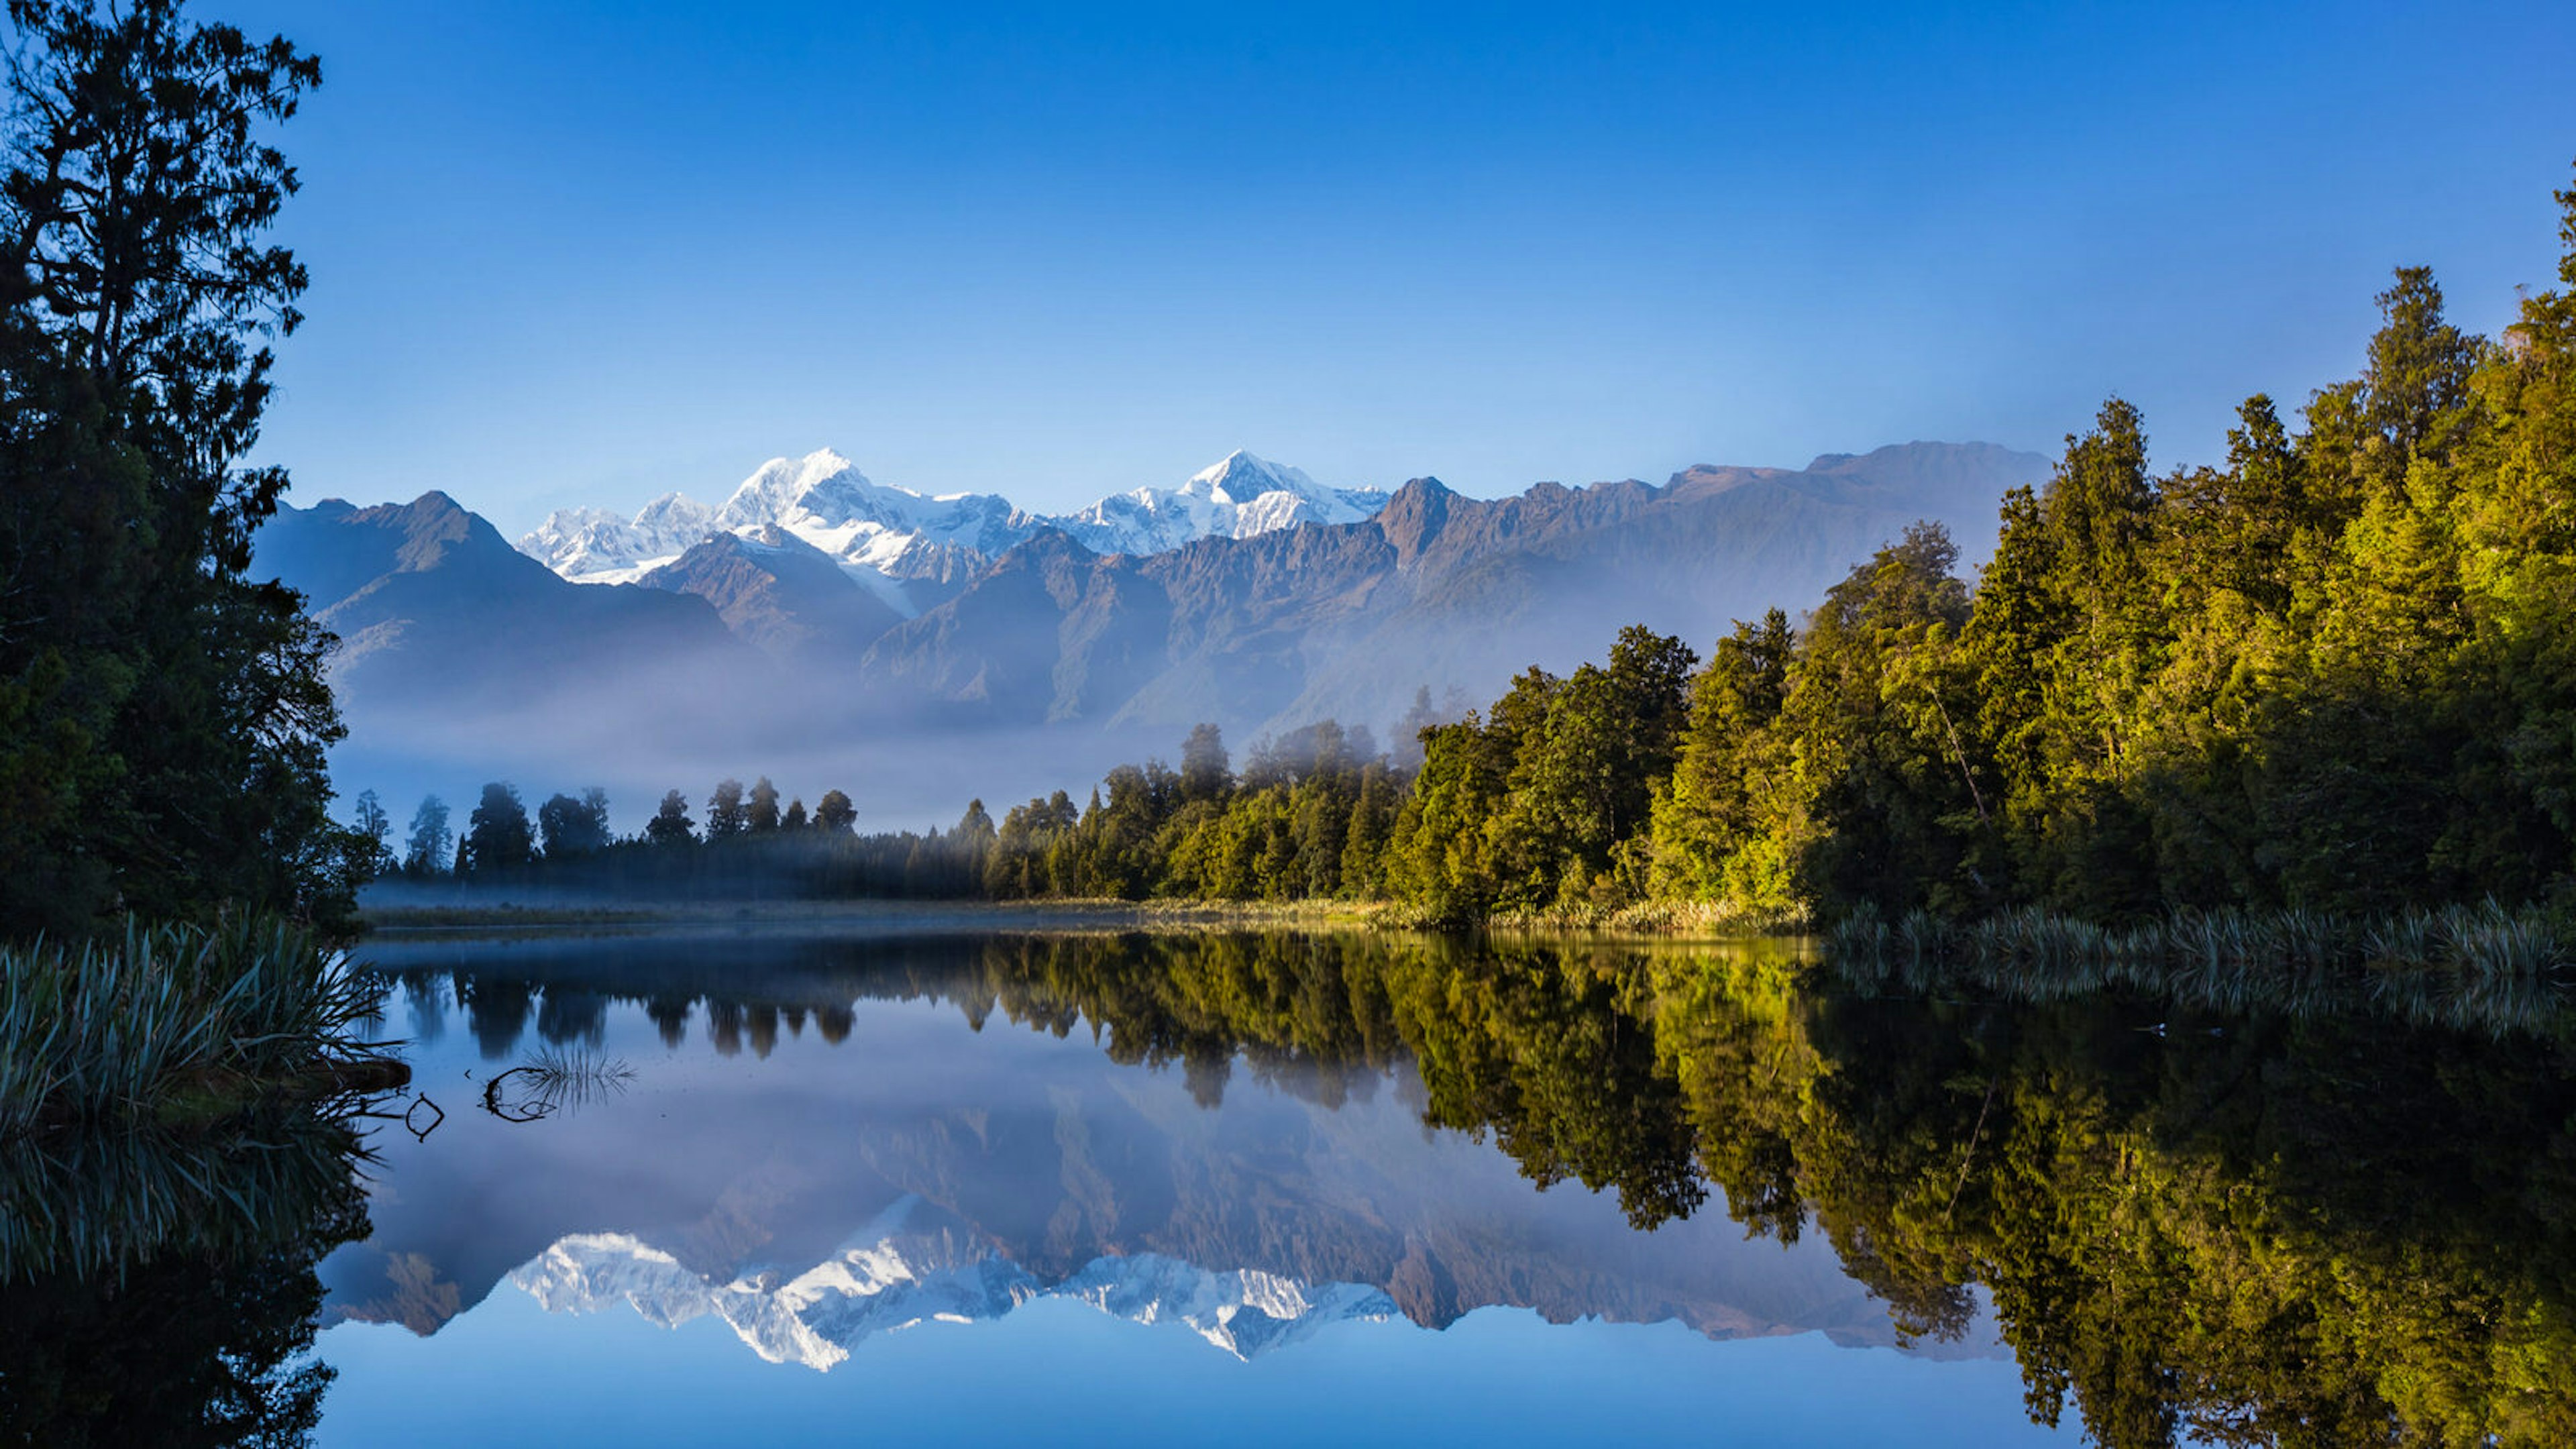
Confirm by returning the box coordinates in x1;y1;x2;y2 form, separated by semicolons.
256;440;2047;820
519;447;1388;617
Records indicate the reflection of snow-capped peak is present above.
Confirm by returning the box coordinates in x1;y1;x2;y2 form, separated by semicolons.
514;447;1391;590
505;1201;1395;1372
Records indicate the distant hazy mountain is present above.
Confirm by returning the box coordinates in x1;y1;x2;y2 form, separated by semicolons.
855;441;2049;739
260;440;2045;820
636;525;905;667
253;491;747;707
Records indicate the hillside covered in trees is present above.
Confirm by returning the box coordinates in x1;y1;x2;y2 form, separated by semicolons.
434;165;2576;932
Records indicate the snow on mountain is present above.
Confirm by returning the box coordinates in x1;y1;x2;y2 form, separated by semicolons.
507;1201;1397;1372
515;491;714;582
1053;449;1390;556
514;449;1390;600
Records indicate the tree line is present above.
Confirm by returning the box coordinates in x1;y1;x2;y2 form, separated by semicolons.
380;775;990;900
954;164;2576;926
429;166;2576;929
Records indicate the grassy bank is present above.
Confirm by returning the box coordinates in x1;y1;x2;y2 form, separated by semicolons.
0;919;397;1140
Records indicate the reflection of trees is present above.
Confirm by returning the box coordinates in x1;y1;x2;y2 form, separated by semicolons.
409;926;2576;1444
0;1112;370;1446
534;987;608;1047
462;976;535;1061
1662;979;2576;1448
965;934;2576;1445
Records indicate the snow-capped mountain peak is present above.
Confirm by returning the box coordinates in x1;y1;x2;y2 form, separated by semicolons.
1055;449;1391;556
1182;449;1315;504
513;446;1395;596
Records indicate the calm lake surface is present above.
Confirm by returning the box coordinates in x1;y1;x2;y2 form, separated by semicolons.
9;922;2573;1446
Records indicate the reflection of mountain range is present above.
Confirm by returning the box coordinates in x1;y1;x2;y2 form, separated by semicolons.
329;932;1910;1363
513;1196;1397;1370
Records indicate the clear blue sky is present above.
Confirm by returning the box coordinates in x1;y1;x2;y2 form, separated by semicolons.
223;0;2576;536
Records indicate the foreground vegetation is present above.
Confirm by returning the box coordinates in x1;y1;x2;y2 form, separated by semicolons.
0;920;392;1140
0;0;412;1175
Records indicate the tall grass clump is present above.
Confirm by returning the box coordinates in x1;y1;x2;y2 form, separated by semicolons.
0;918;390;1140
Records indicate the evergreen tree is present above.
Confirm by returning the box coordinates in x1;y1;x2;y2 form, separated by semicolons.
645;789;696;847
402;795;452;875
706;778;747;841
1180;722;1232;802
351;790;391;875
462;782;534;871
0;0;343;934
537;791;608;857
747;775;781;833
814;789;858;833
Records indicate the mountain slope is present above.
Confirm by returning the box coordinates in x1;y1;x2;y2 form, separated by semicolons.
856;441;2049;739
637;525;906;665
256;492;747;705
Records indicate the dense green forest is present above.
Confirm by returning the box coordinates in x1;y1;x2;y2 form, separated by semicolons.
0;0;359;938
452;170;2576;931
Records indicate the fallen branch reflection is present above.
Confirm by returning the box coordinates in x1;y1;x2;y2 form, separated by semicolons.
480;1046;636;1124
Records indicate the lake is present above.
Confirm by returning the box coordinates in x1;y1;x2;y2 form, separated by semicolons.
7;922;2571;1446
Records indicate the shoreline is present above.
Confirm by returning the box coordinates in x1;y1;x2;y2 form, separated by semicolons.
356;896;1389;937
353;894;1812;945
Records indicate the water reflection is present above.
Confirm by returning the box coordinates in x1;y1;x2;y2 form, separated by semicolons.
11;926;2576;1447
350;928;2576;1447
0;1113;371;1446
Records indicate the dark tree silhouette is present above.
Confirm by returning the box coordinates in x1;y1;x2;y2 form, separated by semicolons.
706;778;747;841
537;790;609;858
814;789;857;834
0;0;345;934
645;790;696;847
463;783;535;871
403;796;452;875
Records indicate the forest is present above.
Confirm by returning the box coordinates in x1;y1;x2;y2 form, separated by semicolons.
448;170;2576;939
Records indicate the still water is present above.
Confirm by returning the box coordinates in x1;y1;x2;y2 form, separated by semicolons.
8;924;2573;1446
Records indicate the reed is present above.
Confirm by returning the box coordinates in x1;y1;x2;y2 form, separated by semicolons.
0;917;391;1140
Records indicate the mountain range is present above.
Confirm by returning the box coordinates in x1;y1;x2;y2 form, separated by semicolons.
254;441;2047;822
519;449;1389;617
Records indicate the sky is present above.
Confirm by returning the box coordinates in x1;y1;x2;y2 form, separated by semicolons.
220;0;2576;538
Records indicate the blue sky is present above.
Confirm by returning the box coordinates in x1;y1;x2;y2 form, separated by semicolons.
225;0;2576;535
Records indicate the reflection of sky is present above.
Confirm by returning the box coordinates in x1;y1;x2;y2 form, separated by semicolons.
320;1293;2072;1448
317;940;2076;1444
